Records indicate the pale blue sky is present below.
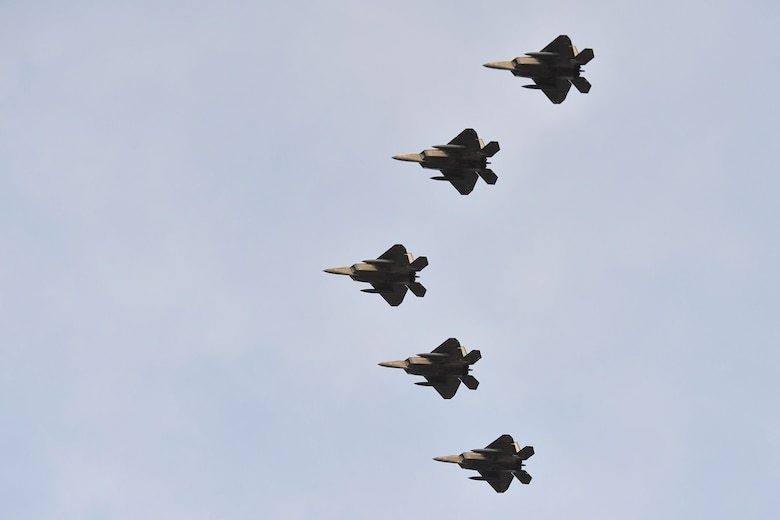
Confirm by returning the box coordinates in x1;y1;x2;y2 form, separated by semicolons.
2;1;779;519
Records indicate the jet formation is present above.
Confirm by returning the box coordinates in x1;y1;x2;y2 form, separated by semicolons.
379;338;481;399
393;128;499;195
324;244;427;306
324;34;596;495
434;434;534;493
484;34;594;104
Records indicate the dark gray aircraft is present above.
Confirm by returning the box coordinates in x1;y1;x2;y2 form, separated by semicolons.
434;434;534;493
484;34;594;104
323;244;427;306
393;128;499;195
378;338;481;399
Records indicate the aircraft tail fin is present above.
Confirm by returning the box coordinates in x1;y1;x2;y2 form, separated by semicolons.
462;349;482;365
513;470;532;484
574;48;594;65
460;374;479;390
409;256;428;271
516;445;535;460
478;168;498;185
571;76;591;94
481;141;500;157
407;282;426;297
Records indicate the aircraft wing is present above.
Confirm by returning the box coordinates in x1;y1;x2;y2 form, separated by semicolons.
372;283;407;307
534;78;572;104
432;338;462;357
424;376;461;399
479;471;514;493
484;434;518;454
441;169;479;195
540;34;575;59
448;128;480;149
377;244;409;265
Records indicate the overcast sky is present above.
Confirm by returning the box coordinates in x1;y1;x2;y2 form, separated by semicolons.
2;1;779;519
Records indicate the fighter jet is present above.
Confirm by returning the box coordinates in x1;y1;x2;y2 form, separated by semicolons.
323;244;427;306
434;434;534;493
378;338;481;399
393;128;499;195
484;35;594;104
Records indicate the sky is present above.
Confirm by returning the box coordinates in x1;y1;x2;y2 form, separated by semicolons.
2;1;780;519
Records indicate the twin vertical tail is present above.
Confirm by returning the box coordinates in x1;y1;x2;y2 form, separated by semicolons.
479;141;500;185
404;256;427;297
459;349;481;389
572;48;594;93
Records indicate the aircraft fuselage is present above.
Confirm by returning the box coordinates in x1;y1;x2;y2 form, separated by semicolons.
510;58;582;79
485;58;583;80
401;357;470;377
394;150;487;171
457;452;525;472
419;149;487;170
340;263;417;284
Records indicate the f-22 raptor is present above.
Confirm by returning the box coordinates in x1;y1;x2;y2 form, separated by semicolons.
379;338;481;399
393;128;499;195
484;34;594;104
324;244;427;306
434;434;534;493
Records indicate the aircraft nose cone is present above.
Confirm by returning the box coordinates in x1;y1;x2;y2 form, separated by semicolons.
392;154;422;162
378;361;406;369
324;267;351;275
483;61;514;70
433;455;461;464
